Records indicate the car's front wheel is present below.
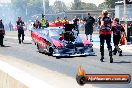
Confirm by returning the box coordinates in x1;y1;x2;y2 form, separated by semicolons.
37;44;44;53
48;47;53;56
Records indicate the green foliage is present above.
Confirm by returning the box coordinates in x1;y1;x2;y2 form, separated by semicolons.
11;0;28;19
105;0;112;8
71;1;97;10
98;2;108;9
105;0;121;8
80;2;97;10
71;0;81;10
53;1;67;13
27;0;43;15
11;0;50;20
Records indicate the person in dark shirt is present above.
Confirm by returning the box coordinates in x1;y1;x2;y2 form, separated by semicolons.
46;20;49;27
33;20;41;29
97;15;102;26
99;10;113;63
112;18;125;56
73;16;79;33
9;21;13;31
33;17;41;29
84;13;95;42
0;19;5;47
16;17;25;44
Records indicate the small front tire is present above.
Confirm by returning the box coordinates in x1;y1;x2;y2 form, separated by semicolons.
37;44;44;53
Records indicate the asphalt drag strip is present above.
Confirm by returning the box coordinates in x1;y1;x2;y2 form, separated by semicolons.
0;33;132;88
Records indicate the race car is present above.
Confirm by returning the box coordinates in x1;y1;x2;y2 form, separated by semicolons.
31;24;95;57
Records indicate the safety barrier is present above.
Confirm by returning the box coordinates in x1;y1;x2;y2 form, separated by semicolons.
0;60;53;88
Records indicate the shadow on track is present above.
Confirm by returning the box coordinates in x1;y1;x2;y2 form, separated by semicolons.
93;41;100;42
23;42;32;45
122;55;132;56
36;50;97;59
55;55;97;59
0;45;11;47
113;61;132;64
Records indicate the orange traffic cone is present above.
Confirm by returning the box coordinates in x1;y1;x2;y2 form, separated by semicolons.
120;33;127;45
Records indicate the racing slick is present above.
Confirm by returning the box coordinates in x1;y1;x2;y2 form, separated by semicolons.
16;17;25;44
99;10;113;63
112;18;125;56
0;19;5;47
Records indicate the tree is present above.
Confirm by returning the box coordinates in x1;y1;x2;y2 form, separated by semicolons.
98;2;108;9
11;0;28;17
72;0;81;10
80;2;97;10
71;2;97;10
27;0;43;15
105;0;122;8
53;1;67;13
11;0;50;20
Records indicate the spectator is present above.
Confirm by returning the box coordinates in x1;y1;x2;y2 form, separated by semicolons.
84;13;95;42
16;17;25;44
62;17;69;26
33;16;41;29
73;16;79;33
112;18;125;56
0;19;5;47
9;21;13;31
55;17;62;27
41;14;47;28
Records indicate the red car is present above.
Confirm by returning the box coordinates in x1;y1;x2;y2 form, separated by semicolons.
31;24;95;57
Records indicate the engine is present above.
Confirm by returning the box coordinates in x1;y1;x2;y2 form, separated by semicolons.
63;24;77;42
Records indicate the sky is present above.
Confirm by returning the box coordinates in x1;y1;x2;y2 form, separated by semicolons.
0;0;11;3
0;0;105;6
